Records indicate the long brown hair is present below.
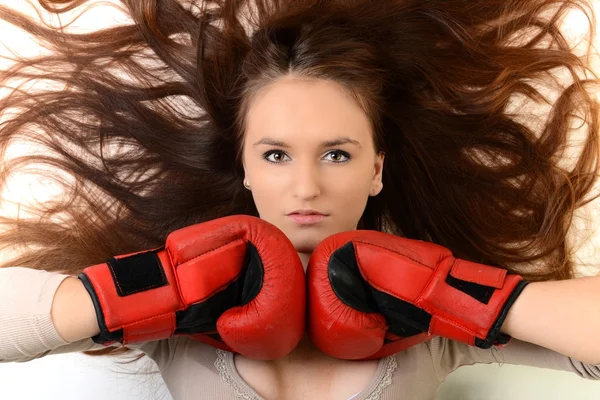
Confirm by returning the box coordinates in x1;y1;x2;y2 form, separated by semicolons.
0;0;598;359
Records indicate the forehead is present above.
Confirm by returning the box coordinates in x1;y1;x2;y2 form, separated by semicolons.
244;77;373;145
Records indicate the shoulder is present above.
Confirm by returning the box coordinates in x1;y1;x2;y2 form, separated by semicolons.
138;336;226;373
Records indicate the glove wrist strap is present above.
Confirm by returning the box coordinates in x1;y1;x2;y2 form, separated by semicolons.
474;280;529;348
79;247;178;345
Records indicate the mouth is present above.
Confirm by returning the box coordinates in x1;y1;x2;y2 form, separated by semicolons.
287;210;329;225
287;213;328;225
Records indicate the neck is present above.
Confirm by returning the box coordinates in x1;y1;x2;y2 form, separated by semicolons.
298;252;311;272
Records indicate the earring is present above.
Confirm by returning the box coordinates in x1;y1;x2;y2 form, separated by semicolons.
244;180;251;189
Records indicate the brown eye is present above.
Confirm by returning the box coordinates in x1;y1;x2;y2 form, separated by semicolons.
324;150;350;163
263;150;289;163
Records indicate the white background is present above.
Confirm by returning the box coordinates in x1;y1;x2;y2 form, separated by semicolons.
0;0;599;398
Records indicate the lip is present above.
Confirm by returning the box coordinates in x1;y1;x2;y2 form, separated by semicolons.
288;214;328;225
287;209;328;216
287;209;329;225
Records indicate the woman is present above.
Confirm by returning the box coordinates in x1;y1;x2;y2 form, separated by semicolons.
1;0;599;399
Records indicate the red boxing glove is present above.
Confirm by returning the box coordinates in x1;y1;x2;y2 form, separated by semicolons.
79;215;305;360
307;230;529;360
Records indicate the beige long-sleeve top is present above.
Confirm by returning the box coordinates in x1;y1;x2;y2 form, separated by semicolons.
1;267;599;400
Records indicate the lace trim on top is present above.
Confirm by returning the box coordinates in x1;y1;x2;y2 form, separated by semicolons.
214;349;398;400
364;355;397;400
214;349;261;400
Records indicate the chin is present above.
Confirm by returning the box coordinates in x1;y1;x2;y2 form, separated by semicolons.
274;219;352;252
289;235;321;254
292;242;317;254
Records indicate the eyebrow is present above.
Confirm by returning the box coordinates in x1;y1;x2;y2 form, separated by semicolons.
252;136;362;148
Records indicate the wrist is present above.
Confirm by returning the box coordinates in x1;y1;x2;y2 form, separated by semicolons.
52;277;101;343
500;280;534;338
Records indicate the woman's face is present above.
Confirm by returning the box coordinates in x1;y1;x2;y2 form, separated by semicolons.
242;76;384;264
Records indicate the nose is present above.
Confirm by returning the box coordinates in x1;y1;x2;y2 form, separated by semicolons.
292;161;321;200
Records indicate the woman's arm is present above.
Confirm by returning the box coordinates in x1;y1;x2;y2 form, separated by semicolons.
501;276;600;365
51;277;100;343
0;267;103;362
1;266;175;365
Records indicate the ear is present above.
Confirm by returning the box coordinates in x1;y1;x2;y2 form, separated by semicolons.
242;160;248;181
370;151;385;197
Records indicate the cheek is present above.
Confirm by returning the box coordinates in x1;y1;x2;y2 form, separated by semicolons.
247;179;286;219
332;178;371;217
333;167;373;196
336;186;369;212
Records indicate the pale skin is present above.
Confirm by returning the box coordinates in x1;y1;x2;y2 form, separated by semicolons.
242;76;385;266
51;75;600;399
